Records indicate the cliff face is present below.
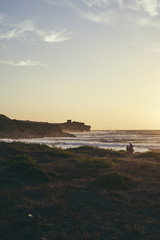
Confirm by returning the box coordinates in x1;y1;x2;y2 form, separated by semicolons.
59;120;91;132
0;115;74;139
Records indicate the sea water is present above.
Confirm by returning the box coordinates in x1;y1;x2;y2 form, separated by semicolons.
1;130;160;152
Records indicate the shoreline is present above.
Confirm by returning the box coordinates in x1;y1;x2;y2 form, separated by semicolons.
0;134;157;153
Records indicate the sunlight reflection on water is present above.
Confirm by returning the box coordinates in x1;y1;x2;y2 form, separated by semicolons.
1;130;160;152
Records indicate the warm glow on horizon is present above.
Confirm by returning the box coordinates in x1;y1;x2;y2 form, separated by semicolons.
1;0;160;130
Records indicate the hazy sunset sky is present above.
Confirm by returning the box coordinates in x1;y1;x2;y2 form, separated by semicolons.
1;0;160;129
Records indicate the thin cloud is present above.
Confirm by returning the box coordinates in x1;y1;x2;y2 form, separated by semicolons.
81;1;160;29
81;10;116;25
139;0;160;17
144;47;160;54
44;31;72;42
152;48;160;53
138;16;159;27
0;29;17;39
0;60;47;67
42;0;160;27
82;0;160;17
82;0;110;7
0;18;73;43
36;29;73;43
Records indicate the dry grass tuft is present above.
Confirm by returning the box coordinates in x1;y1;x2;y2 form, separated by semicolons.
93;172;136;190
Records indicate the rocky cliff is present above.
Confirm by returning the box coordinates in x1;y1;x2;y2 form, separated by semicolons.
0;115;91;139
0;115;74;139
59;120;91;132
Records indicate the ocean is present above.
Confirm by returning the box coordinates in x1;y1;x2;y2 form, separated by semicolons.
1;130;160;152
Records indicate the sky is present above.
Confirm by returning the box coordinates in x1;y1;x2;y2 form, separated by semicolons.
1;0;160;130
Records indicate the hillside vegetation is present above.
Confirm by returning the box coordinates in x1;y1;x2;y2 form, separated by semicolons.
0;142;160;240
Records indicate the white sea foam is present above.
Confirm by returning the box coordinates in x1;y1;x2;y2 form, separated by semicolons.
1;130;160;152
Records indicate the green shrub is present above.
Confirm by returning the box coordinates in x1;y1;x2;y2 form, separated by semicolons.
8;161;34;172
10;154;37;163
69;145;127;158
43;147;74;158
93;172;135;190
7;154;37;172
77;156;112;168
135;151;160;159
25;167;50;183
70;146;108;157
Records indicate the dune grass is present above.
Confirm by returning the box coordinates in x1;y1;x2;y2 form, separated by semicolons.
24;167;50;183
135;151;160;160
93;172;135;190
7;154;37;172
77;156;112;169
6;152;51;183
0;142;159;240
69;145;127;158
43;147;74;158
9;153;37;163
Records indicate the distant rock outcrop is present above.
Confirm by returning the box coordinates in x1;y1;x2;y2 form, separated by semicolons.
59;120;91;132
0;115;91;139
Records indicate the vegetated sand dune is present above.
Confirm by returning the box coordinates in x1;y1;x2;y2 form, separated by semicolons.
0;143;160;240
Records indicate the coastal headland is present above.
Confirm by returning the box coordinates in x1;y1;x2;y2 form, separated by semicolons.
0;114;91;139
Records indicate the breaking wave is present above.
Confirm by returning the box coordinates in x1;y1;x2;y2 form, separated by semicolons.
1;130;160;152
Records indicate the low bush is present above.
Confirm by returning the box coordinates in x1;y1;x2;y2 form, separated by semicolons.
10;154;37;163
106;149;127;158
7;154;37;172
93;172;135;190
43;147;74;158
69;145;127;158
69;146;108;157
77;156;112;168
135;151;160;160
24;167;50;183
8;161;34;172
